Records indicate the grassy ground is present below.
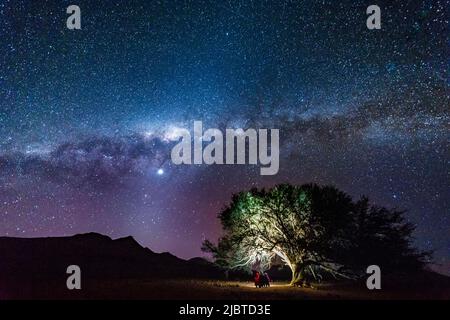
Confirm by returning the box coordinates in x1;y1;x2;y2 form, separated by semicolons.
8;278;447;300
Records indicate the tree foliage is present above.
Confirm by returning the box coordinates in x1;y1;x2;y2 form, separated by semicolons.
202;184;429;285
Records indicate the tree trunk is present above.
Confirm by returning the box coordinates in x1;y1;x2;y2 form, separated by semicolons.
290;263;305;286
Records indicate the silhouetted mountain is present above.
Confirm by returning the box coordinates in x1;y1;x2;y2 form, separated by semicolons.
0;233;223;287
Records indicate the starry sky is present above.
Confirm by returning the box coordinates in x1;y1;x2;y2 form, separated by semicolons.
0;1;449;274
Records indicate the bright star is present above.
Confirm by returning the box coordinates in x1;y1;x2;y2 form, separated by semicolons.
157;168;164;175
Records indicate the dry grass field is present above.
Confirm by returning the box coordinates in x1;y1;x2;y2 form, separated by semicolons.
4;277;448;300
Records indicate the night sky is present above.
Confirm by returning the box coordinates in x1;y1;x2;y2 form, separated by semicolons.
0;1;448;274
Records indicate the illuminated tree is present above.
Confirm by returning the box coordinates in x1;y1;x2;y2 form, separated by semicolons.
203;184;428;286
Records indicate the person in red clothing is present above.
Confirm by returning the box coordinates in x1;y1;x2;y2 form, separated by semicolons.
253;271;261;287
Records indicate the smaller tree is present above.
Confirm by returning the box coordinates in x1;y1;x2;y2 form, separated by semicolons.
202;184;429;285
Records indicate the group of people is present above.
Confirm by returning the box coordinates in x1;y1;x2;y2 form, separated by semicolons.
253;271;271;288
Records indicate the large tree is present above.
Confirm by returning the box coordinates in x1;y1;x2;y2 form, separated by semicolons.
202;184;429;285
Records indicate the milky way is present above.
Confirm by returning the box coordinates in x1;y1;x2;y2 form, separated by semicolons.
0;1;448;274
